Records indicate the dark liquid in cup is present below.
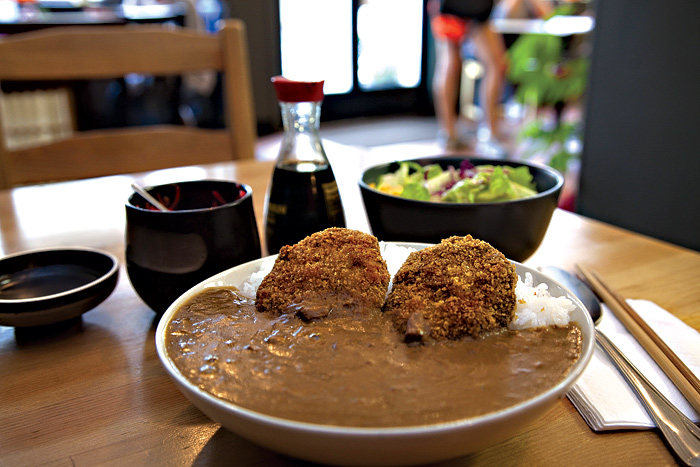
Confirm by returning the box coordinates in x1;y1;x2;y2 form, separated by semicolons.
265;160;345;254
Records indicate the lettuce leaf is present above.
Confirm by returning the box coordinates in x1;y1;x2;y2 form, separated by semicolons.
443;166;536;202
506;166;536;189
424;164;444;180
376;161;537;203
400;182;430;201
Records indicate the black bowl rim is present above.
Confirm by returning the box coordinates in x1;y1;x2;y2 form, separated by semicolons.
0;246;119;306
126;179;254;214
358;156;564;207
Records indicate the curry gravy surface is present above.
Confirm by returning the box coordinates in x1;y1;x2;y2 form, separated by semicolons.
165;287;582;427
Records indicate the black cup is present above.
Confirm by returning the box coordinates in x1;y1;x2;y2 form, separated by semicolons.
126;180;261;314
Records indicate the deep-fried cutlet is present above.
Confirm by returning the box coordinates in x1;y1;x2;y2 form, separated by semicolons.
256;228;390;320
383;235;517;342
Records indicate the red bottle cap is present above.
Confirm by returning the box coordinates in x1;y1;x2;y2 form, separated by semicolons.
271;76;325;102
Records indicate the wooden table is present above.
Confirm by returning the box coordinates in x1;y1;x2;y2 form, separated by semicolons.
2;142;699;466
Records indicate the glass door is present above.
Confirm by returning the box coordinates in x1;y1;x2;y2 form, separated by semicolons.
279;0;431;120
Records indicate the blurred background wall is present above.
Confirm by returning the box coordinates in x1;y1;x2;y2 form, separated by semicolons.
577;0;700;251
224;0;282;135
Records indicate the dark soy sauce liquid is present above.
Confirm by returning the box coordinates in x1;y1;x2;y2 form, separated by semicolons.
0;265;98;299
265;160;345;254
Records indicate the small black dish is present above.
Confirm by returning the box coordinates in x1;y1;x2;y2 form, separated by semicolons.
0;247;119;327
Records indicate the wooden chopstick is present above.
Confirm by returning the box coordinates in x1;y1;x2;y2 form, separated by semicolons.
576;264;700;415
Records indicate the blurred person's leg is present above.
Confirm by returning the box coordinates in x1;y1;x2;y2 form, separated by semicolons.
433;37;465;148
471;21;507;149
430;8;470;150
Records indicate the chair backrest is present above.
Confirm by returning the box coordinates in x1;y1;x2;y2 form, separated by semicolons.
0;19;256;188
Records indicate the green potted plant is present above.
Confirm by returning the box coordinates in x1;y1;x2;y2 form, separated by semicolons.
506;13;589;175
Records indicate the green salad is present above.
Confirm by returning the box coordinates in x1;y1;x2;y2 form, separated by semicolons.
372;160;537;203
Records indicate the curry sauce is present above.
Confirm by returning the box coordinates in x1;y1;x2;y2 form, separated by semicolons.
165;287;581;428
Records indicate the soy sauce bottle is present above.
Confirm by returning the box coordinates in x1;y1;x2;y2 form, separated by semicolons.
264;76;345;254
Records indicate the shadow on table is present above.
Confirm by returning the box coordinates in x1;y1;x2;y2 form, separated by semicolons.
193;425;485;466
193;427;323;466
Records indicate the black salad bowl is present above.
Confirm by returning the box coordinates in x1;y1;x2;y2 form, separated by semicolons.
358;156;564;262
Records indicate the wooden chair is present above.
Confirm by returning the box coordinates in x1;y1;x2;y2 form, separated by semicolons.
0;19;257;189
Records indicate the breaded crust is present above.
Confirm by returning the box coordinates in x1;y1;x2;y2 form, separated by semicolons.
255;228;390;319
383;235;517;342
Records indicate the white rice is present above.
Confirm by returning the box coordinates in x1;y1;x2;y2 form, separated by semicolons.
237;243;573;329
509;272;575;330
237;256;276;298
380;242;414;292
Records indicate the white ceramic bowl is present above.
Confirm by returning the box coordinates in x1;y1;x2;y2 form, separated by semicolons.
155;243;594;466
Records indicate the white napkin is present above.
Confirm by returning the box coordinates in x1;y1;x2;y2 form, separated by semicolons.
567;299;700;431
